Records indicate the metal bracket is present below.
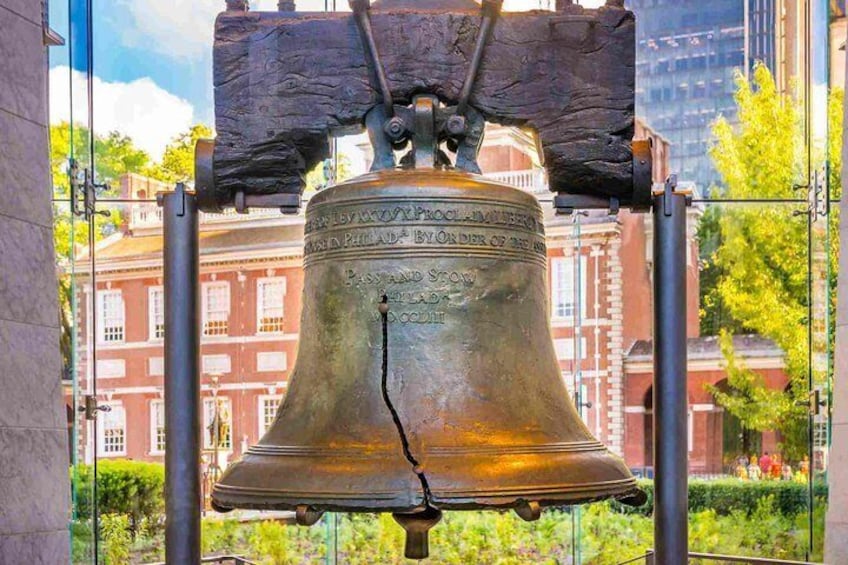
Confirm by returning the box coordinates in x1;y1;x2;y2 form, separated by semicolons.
554;194;620;216
413;96;437;168
69;159;111;221
809;168;828;221
456;0;503;117
365;99;485;173
350;0;394;118
797;388;826;416
353;0;495;174
78;394;111;421
554;138;655;215
651;174;693;217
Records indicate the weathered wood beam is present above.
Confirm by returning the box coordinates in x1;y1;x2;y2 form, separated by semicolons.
211;4;635;204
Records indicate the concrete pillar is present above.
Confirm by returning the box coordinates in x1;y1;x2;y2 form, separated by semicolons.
0;1;71;562
824;35;848;562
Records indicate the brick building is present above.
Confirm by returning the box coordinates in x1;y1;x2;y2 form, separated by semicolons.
68;123;787;475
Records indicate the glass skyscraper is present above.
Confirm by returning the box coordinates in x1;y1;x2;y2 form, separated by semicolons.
627;0;777;193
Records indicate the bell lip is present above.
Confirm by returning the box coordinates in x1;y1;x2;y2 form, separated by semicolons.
210;476;640;514
307;168;542;211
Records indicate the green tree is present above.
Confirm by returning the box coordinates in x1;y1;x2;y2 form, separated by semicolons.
704;64;842;459
95;131;151;183
149;123;214;183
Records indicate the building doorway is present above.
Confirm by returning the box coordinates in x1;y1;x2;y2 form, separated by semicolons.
713;378;762;471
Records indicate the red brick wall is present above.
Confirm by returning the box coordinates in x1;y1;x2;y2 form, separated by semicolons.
83;263;305;464
624;367;789;473
477;145;533;174
619;212;653;347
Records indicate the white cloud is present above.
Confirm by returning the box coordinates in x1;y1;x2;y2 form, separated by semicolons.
118;0;606;60
118;0;219;60
49;66;194;160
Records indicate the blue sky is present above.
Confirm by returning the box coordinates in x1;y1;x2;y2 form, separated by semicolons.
47;0;605;162
47;0;832;162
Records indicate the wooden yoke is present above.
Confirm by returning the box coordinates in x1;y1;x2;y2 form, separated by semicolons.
197;0;650;213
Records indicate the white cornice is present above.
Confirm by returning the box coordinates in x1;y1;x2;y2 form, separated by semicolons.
97;381;289;397
624;357;785;373
95;333;300;351
74;248;304;278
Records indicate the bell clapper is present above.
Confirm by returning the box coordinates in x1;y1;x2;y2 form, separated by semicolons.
393;506;443;560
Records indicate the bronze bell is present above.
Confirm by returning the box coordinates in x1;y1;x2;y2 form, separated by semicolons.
211;167;642;558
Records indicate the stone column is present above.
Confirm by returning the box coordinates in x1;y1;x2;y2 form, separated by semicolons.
0;1;71;562
824;32;848;560
825;125;848;561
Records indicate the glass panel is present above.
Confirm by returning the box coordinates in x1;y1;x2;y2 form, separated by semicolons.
56;199;94;563
49;0;838;561
689;200;819;560
60;198;165;562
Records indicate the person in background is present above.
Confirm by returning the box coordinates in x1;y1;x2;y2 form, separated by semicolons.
748;455;762;480
759;451;772;476
769;453;782;480
799;455;810;477
781;460;793;481
734;456;748;479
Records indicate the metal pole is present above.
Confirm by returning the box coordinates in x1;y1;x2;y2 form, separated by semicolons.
652;176;688;565
162;183;201;565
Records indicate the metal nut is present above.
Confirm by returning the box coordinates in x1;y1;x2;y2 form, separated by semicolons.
383;116;406;142
446;115;466;136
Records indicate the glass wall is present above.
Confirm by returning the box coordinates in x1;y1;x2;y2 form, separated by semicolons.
51;0;839;563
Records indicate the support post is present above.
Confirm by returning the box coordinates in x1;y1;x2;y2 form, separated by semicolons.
652;175;688;565
162;183;201;564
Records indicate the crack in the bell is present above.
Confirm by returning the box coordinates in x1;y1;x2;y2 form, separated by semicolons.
379;295;433;507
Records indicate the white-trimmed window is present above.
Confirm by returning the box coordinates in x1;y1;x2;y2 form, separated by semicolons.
202;282;230;336
554;338;588;361
257;352;287;372
257;277;286;333
550;256;587;320
96;359;126;379
150;400;166;454
149;286;165;340
202;354;231;375
98;402;126;456
203;397;232;450
98;290;125;343
258;395;283;436
149;357;165;377
688;410;694;453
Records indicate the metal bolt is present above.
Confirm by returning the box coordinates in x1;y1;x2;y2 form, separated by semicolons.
446;114;466;137
383;117;406;142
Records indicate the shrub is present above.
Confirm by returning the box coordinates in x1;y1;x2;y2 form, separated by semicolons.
71;460;165;535
612;478;826;518
100;513;132;564
70;520;94;563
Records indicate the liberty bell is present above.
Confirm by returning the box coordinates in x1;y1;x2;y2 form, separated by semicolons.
205;0;648;558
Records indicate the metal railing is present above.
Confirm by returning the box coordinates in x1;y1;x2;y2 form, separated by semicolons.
148;555;257;565
484;168;548;194
618;550;822;565
130;204;286;229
